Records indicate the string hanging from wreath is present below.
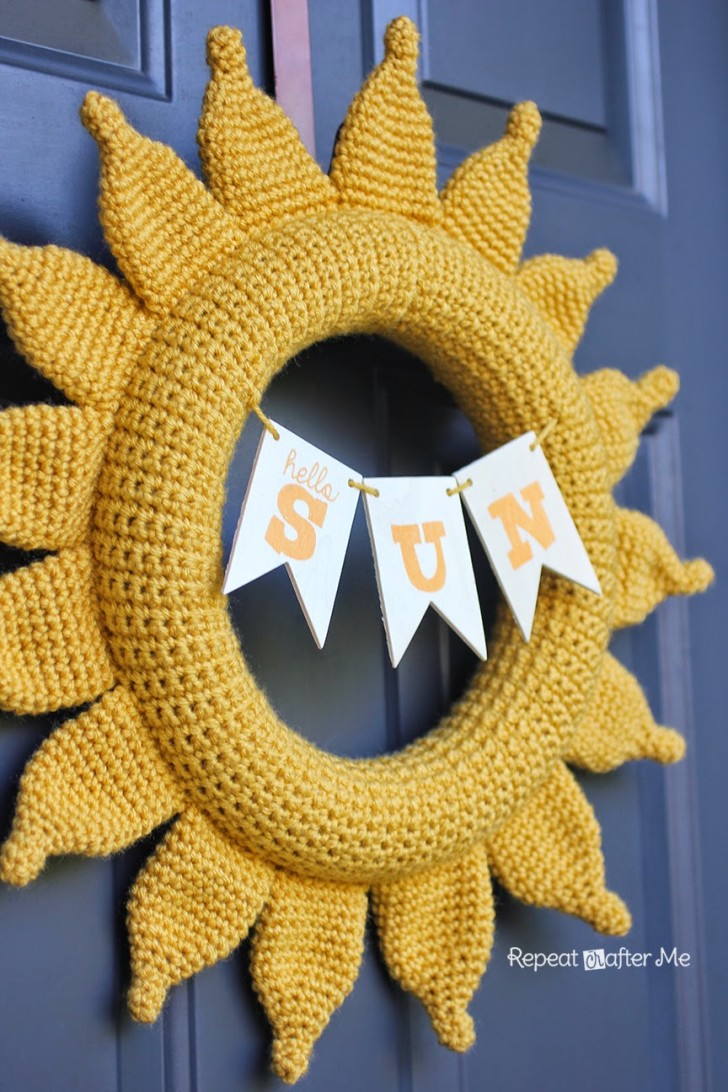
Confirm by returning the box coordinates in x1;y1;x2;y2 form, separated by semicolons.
223;417;601;662
0;16;712;1085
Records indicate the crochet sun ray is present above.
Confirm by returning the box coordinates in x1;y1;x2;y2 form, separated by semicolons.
566;653;685;773
0;239;151;408
0;404;108;551
614;508;713;628
128;807;272;1023
251;870;368;1085
80;93;245;314
199;26;336;227
0;547;115;714
328;17;441;225
583;365;681;486
517;249;617;355
0;14;714;1085
486;762;632;935
0;687;181;886
372;844;494;1053
439;100;541;272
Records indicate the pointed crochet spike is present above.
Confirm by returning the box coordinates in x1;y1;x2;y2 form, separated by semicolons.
199;26;336;229
0;546;115;715
0;405;108;551
329;17;441;225
517;249;617;355
80;93;244;314
615;508;713;629
0;239;151;407
372;843;494;1052
251;870;367;1084
0;687;181;887
128;808;272;1022
583;365;680;485
487;761;631;935
440;101;541;272
566;652;685;773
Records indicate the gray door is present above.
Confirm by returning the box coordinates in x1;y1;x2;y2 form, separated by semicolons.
1;2;725;1090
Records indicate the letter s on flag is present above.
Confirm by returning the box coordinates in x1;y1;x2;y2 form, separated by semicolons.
265;483;328;561
223;420;362;649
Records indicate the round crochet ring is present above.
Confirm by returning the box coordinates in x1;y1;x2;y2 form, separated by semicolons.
0;17;713;1085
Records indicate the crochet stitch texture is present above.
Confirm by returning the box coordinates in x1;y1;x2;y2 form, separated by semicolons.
0;17;713;1083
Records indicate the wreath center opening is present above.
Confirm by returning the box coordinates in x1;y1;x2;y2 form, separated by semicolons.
222;334;499;759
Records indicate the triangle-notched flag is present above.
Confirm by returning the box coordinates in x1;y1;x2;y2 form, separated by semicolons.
456;432;601;640
223;421;361;648
363;476;487;667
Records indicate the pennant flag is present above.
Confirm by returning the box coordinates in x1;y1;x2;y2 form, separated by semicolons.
456;432;601;640
223;421;362;648
363;477;487;668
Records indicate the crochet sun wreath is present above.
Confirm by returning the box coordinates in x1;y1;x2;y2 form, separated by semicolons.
0;16;713;1085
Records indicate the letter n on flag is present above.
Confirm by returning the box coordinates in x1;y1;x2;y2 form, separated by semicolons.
456;432;601;640
363;477;487;667
222;421;361;648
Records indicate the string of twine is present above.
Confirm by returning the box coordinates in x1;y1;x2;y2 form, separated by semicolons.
348;479;380;497
253;406;556;499
446;478;472;497
529;418;557;451
253;405;280;441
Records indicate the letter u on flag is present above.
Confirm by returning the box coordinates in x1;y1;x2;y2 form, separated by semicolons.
363;477;487;667
456;432;601;640
222;421;361;648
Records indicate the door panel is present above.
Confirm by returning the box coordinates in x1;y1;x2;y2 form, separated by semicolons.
306;3;717;1092
658;6;728;1091
0;3;269;1090
424;0;607;127
0;0;169;98
1;1;724;1090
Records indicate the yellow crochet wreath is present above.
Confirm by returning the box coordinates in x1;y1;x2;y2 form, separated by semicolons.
0;17;713;1084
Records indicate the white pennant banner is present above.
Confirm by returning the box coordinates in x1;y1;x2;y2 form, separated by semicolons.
362;476;487;668
222;421;362;648
455;432;601;640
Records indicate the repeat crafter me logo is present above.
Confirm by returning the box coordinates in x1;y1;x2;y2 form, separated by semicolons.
583;948;607;970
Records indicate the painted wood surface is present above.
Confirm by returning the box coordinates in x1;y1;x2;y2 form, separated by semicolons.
363;475;486;666
1;1;726;1089
223;421;362;649
457;433;601;641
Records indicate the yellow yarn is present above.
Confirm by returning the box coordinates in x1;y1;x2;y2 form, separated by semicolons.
0;17;713;1084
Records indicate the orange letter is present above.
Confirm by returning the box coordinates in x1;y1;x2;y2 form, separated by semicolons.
487;481;555;570
265;483;327;560
391;521;447;592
